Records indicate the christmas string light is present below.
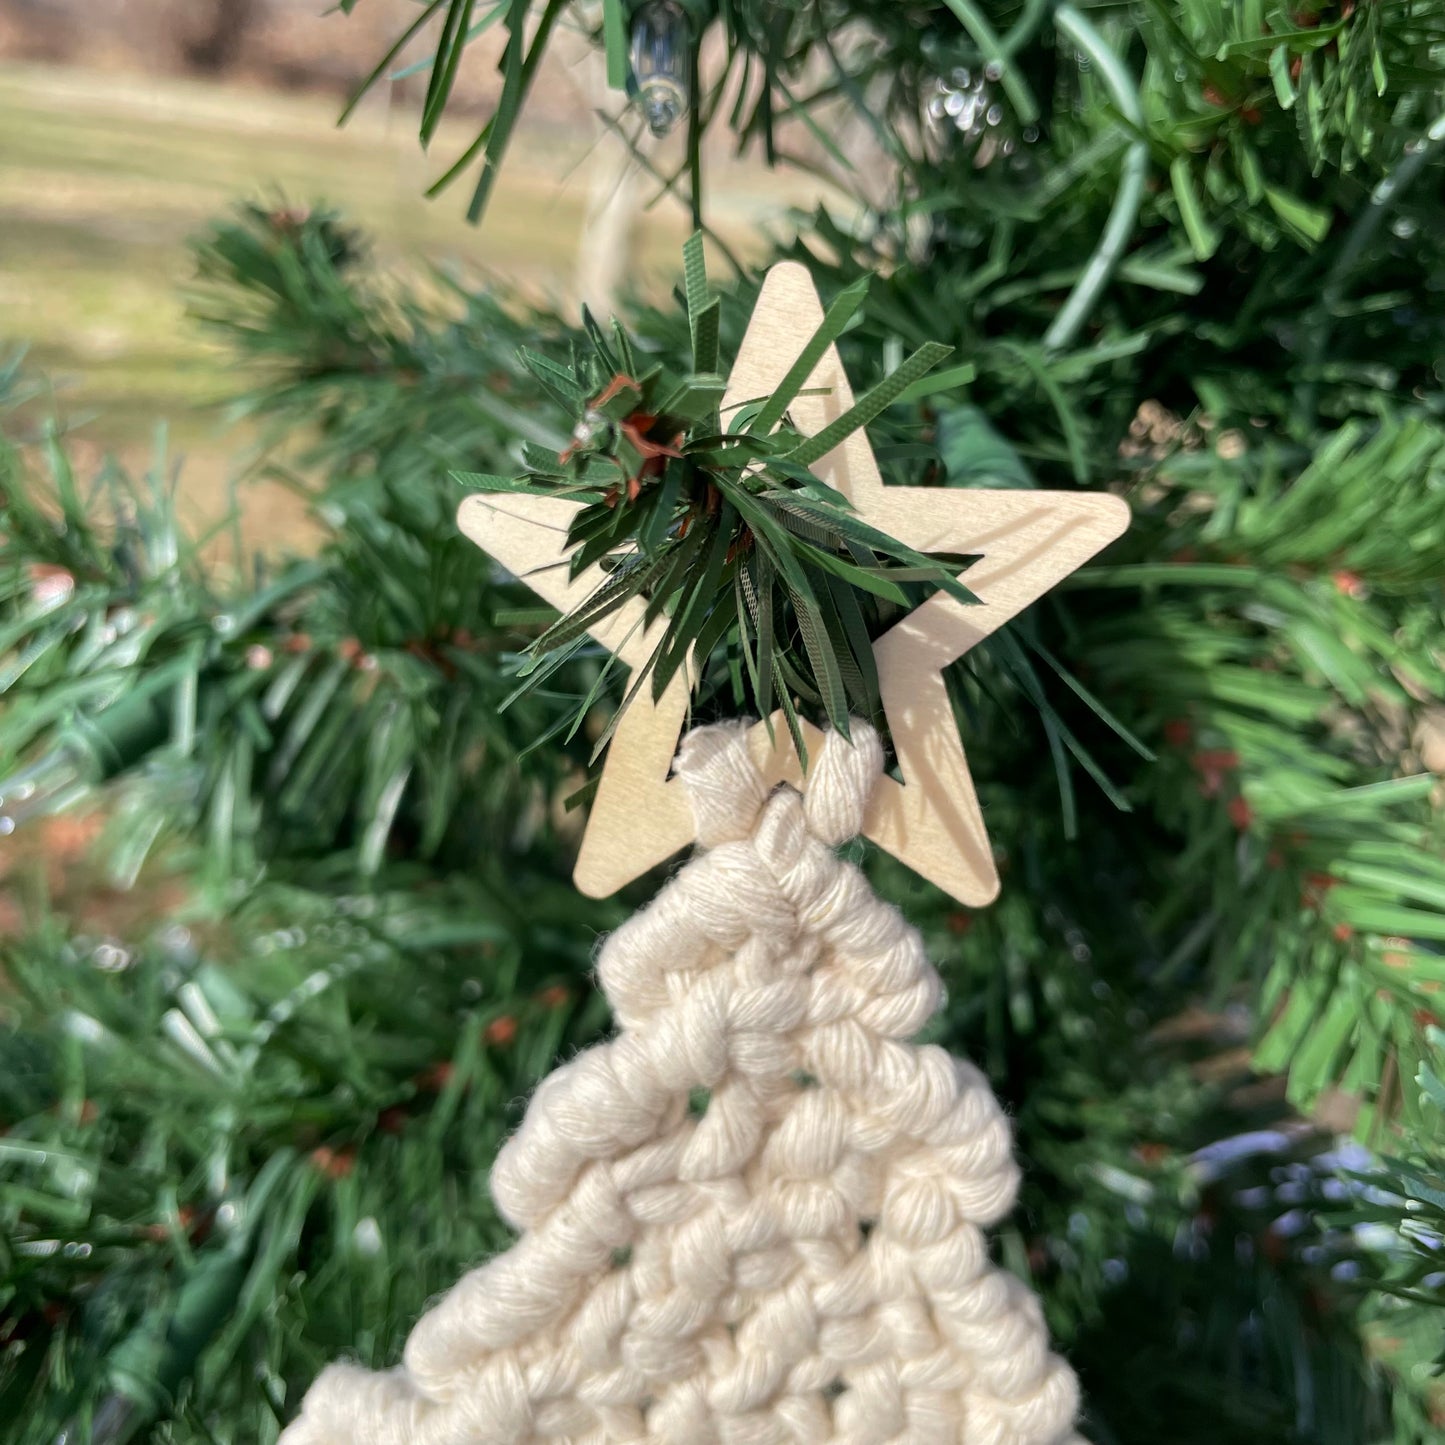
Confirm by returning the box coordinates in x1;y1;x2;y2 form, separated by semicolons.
630;0;691;138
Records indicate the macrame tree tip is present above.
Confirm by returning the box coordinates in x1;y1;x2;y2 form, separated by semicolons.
282;722;1078;1445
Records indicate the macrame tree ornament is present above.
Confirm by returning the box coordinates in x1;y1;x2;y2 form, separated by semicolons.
280;264;1127;1445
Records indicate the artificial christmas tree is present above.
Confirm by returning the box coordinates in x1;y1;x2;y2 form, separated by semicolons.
2;3;1444;1443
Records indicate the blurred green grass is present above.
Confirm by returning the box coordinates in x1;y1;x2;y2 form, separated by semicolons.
0;63;810;548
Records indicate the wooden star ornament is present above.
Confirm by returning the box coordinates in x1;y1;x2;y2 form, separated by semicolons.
458;262;1128;906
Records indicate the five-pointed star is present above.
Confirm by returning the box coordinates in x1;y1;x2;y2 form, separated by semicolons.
458;262;1128;906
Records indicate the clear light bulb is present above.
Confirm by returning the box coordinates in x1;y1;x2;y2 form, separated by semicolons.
0;676;178;837
630;0;690;138
0;739;94;837
54;1393;135;1445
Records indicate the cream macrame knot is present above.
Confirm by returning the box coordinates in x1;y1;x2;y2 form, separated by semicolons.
281;722;1084;1445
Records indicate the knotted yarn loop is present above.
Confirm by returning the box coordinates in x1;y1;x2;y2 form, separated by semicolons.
280;717;1083;1445
673;720;884;854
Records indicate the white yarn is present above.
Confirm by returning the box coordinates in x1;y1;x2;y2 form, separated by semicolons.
280;721;1084;1445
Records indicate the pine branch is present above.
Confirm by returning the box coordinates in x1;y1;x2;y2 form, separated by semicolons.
452;239;970;739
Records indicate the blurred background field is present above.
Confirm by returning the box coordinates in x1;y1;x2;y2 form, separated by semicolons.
0;2;825;548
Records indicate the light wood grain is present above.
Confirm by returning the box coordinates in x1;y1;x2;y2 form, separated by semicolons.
458;261;1129;905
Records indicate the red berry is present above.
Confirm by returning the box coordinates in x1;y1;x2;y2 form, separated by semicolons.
1192;749;1240;772
485;1016;518;1046
310;1145;356;1180
416;1060;454;1092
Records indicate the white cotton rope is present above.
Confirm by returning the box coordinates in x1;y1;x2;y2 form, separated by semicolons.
280;721;1084;1445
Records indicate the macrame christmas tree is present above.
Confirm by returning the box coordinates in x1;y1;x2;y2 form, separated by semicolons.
282;722;1081;1445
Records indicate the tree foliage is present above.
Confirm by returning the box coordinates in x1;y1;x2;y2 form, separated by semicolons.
1;2;1444;1441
